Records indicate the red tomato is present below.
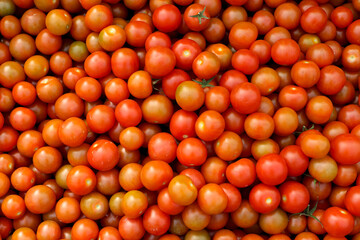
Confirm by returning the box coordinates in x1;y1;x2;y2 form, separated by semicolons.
321;207;354;237
177;138;207;167
330;133;360;165
87;139;119;171
256;154;288;186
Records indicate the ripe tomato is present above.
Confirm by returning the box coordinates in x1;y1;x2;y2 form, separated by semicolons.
330;133;360;165
279;181;310;214
87;139;119;171
184;4;210;31
300;7;327;34
214;131;243;161
140;160;173;191
321;207;354;237
175;81;205;112
145;46;176;77
168;175;197;207
249;183;280;214
232;49;259;75
198;183;228;215
256;154;288;186
111;48;139;79
244;112;274;140
271;39;300;66
177;138;207;167
152;4;181;32
24;185;56;214
143;205;170;236
148;132;177;163
195;110;225;142
170;109;197;141
280;145;309;177
66;165;96;195
230;82;261;115
226;158;256;188
84;51;111;78
229;22;258;50
71;218;99;240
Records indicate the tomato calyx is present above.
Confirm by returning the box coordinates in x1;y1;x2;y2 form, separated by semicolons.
294;124;315;137
290;200;323;227
190;6;210;24
193;77;214;88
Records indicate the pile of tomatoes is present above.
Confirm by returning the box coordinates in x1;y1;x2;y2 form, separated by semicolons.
2;0;360;239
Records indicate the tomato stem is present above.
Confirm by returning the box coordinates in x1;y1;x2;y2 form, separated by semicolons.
293;124;315;136
193;76;214;88
290;200;323;227
190;6;209;24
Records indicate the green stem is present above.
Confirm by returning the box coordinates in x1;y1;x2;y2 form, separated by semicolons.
190;6;210;24
193;76;215;88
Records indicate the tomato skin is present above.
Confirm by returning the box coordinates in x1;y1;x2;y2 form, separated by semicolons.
3;2;360;238
195;110;225;142
192;51;221;79
259;208;289;235
229;22;258;50
143;205;170;236
111;48;139;79
226;158;256;188
168;175;197;207
219;70;248;92
230;82;261;115
346;19;360;45
87;139;119;171
300;6;327;34
345;186;360;217
279;181;310;214
244;112;274;140
249;183;280;214
330;133;360;165
118;216;145;240
170;110;197;141
141;94;174;124
172;39;201;71
177;138;207;167
214;131;243;161
305;95;333;124
115;99;142;128
71;218;99;240
148;132;177;163
256;154;288;186
175;81;205;112
152;4;181;33
24;185;56;214
280;145;309;177
58;117;87;147
271;39;300;66
321;207;354;237
140;160;173;191
197;183;228;215
86;105;116;134
66;165;96;196
145;46;176;78
84;51;111;78
232;49;259;75
162;69;191;99
184;4;211;32
1;195;26;219
291;60;320;88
